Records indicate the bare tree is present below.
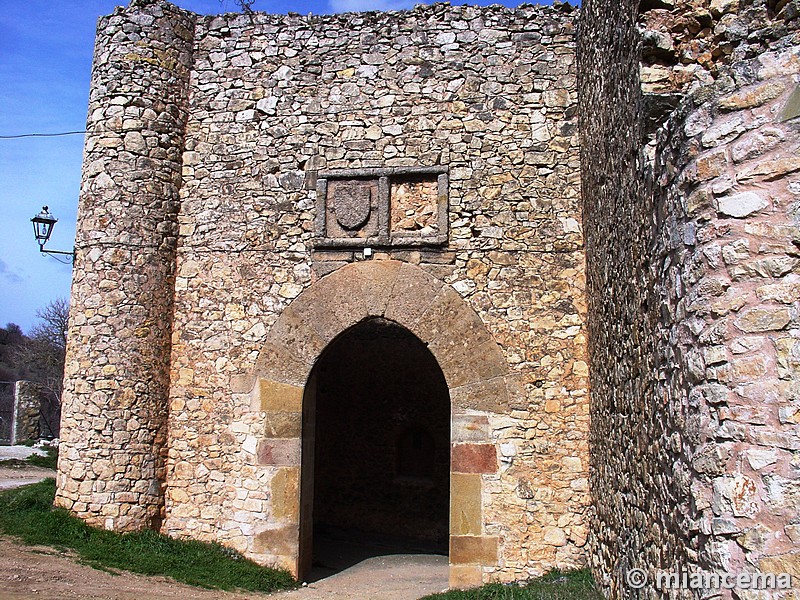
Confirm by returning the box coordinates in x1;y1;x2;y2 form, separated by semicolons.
221;0;256;13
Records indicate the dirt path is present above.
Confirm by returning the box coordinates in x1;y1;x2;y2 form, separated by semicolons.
0;465;56;490
0;537;448;600
0;445;55;490
0;455;449;600
0;537;269;600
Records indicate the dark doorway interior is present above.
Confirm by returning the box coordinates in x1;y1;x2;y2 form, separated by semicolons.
301;317;450;581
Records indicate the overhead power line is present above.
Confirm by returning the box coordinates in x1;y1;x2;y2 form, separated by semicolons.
0;131;86;139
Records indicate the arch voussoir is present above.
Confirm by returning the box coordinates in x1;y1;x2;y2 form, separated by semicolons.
253;259;510;415
383;261;446;326
342;259;402;317
451;376;510;413
264;305;327;368
253;339;310;387
438;339;508;389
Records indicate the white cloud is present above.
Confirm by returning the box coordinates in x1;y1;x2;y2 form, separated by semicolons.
0;259;24;285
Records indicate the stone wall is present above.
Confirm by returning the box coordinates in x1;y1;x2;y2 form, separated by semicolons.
58;0;590;588
55;0;196;531
12;381;45;444
165;3;588;584
581;0;800;597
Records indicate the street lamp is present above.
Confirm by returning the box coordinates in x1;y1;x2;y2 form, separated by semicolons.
31;206;74;263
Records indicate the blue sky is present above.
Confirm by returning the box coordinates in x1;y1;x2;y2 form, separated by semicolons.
0;0;552;333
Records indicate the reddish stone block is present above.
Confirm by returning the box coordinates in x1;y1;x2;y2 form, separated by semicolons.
452;443;497;474
256;438;301;466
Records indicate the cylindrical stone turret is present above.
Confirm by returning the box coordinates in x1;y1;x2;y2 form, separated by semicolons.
55;0;195;531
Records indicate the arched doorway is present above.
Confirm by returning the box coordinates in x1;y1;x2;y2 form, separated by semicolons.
299;317;450;581
250;260;511;587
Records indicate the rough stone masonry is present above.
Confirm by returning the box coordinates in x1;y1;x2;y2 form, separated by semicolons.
56;0;798;596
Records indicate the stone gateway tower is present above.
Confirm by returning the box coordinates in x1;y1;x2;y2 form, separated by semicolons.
56;0;799;596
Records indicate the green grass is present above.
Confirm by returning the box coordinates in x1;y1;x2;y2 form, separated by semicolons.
421;569;602;600
0;479;296;593
26;445;59;469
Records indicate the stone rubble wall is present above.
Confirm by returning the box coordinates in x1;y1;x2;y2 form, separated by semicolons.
55;0;196;531
162;1;589;585
581;0;800;597
11;381;45;444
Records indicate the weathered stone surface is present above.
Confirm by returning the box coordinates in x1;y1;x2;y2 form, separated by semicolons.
451;474;482;536
252;379;303;413
735;308;792;333
583;1;800;596
253;524;299;555
56;0;196;531
384;262;444;327
256;438;301;467
755;282;800;304
450;536;499;565
69;1;590;582
271;467;299;523
452;444;498;474
452;414;490;443
716;192;769;218
450;378;510;413
718;81;786;111
449;564;483;589
263;411;302;438
254;340;311;387
61;0;800;592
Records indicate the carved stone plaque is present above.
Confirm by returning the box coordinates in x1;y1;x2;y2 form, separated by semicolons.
331;180;372;230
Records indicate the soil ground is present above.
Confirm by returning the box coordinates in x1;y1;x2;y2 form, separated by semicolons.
0;447;449;600
0;536;448;600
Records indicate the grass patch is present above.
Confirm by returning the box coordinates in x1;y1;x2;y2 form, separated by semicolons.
0;479;296;593
0;445;58;470
26;446;58;470
421;569;602;600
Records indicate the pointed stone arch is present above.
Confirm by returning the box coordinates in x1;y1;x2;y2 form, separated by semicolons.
246;260;517;587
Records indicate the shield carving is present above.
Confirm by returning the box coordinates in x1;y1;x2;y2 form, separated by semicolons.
331;180;372;230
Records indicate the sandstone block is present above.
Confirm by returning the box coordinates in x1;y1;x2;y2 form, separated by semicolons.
270;467;299;523
451;473;482;535
253;524;299;555
252;379;303;413
265;313;326;369
450;535;498;565
452;414;490;442
260;409;300;437
449;564;483;589
451;377;510;413
384;262;445;327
